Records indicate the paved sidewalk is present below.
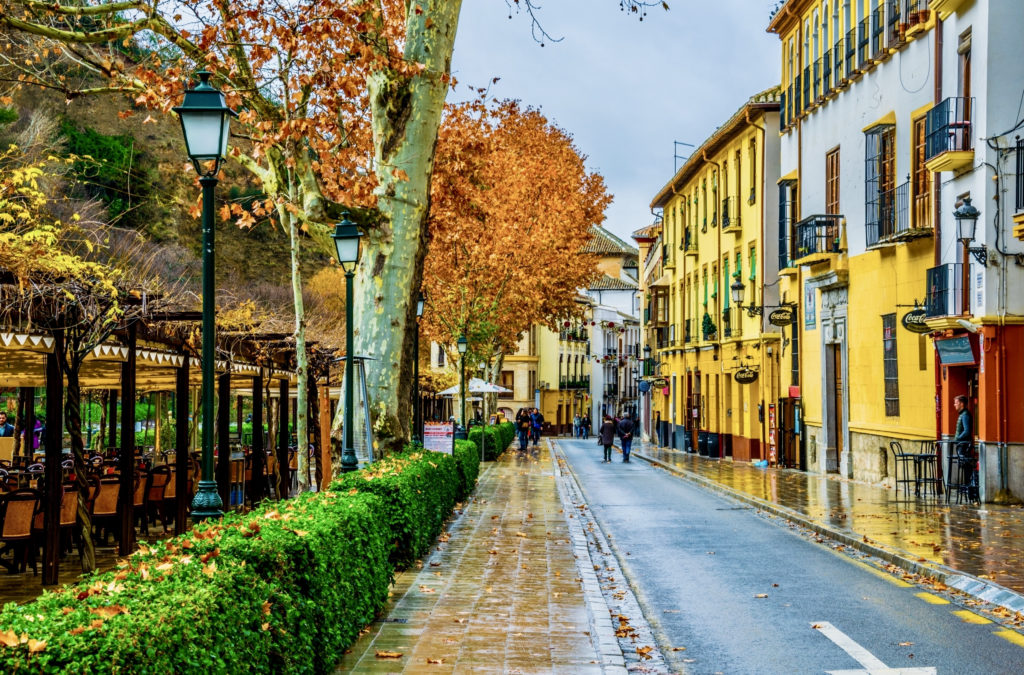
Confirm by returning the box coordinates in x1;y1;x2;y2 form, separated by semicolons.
336;446;619;673
632;440;1024;614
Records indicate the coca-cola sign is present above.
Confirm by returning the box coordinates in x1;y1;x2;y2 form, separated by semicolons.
733;367;759;384
901;308;930;334
768;307;794;326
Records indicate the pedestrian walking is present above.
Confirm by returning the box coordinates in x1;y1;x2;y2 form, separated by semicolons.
581;413;590;439
515;408;531;453
530;408;544;446
617;411;635;463
572;413;581;439
598;415;616;463
953;394;977;500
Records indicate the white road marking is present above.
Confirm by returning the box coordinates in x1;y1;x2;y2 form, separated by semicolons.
813;621;937;675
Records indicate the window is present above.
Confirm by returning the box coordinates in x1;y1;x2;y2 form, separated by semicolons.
913;116;932;228
748;138;757;204
1016;139;1024;212
779;179;798;270
701;180;708;232
882;313;900;416
437;345;446;368
735;149;742;206
865;124;896;245
826;147;841;215
790;308;800;386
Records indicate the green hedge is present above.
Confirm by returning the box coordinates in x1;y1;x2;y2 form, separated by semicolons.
331;448;463;569
0;444;481;673
468;421;515;461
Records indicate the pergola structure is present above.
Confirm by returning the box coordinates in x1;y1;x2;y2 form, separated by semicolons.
0;315;342;585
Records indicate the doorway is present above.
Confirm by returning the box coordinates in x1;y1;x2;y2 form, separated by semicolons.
824;343;843;473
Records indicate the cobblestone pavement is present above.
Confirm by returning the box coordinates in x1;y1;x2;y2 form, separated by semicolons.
336;444;632;674
633;440;1024;614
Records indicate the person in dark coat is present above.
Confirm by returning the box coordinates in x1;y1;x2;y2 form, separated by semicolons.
598;415;616;463
515;408;531;453
0;412;13;438
616;411;635;463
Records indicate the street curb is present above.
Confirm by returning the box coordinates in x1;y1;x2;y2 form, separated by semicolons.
632;449;1024;618
549;443;629;674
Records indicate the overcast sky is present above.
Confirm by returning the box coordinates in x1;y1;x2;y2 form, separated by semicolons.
449;0;782;243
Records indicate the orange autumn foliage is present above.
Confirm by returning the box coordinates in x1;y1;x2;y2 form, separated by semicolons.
422;101;610;356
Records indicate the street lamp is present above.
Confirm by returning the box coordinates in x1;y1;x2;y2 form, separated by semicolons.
174;71;237;521
413;291;425;444
954;197;987;266
457;335;468;433
331;212;363;472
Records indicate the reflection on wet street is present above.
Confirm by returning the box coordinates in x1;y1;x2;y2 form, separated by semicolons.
638;443;1024;593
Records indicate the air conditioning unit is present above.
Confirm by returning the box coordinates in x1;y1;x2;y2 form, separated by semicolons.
538;381;549;390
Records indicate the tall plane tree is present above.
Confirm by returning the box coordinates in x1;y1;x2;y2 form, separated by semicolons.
0;0;665;459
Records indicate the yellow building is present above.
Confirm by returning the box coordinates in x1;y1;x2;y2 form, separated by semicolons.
647;89;783;462
769;0;941;479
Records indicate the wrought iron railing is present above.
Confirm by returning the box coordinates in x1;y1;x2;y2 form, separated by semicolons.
722;307;735;339
684;319;692;344
821;51;832;95
866;181;909;246
871;7;885;56
925;97;974;161
721;196;740;229
858;18;871;66
794;214;843;260
802;65;811;109
886;0;903;47
925;264;963;317
845;29;858;76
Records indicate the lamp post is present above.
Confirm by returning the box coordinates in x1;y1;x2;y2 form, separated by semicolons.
331;212;363;472
456;335;468;439
174;71;237;521
954;197;984;315
414;291;425;444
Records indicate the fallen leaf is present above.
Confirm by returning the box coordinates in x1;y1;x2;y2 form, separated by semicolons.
27;639;46;653
426;657;445;664
89;605;128;619
636;645;653;660
419;585;435;593
671;646;687;651
754;594;768;599
261;622;270;631
375;650;403;659
899;641;913;646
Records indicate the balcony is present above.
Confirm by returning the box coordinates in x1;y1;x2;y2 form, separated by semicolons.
871;7;886;60
886;0;906;51
925;263;963;319
833;39;847;87
858;18;871;68
812;59;822;103
780;89;787;129
604;384;618;398
925;97;974;172
867;181;929;246
721;306;736;339
683;227;699;257
820;51;832;97
793;214;844;266
683;319;692;344
906;1;931;38
721;197;741;233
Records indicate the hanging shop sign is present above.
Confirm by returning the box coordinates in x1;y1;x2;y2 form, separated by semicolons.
768;307;795;326
733;367;759;384
638;380;652;393
901;308;930;334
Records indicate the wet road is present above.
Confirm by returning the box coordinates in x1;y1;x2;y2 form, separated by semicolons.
556;438;1024;674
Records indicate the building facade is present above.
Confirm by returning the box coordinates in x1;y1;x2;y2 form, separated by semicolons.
769;0;1024;500
646;89;784;463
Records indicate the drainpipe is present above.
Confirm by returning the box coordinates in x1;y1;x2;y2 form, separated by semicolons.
932;16;944;447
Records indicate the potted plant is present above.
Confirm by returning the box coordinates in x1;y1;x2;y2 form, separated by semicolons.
702;313;718;341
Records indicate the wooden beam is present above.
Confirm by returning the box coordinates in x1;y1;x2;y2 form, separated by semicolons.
41;329;63;585
251;373;265;504
277;378;289;499
216;372;231;509
174;360;189;535
118;323;137;556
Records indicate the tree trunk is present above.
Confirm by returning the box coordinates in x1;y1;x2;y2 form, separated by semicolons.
280;202;310;493
63;364;97;572
336;0;463;459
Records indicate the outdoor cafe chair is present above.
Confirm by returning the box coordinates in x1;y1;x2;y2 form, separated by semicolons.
30;485;82;567
146;465;171;530
0;488;41;573
889;441;917;498
133;469;149;534
90;475;121;545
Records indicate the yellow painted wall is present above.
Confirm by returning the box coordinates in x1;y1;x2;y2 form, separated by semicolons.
846;239;934;439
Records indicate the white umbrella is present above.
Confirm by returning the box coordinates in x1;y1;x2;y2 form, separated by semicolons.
437;377;511;396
